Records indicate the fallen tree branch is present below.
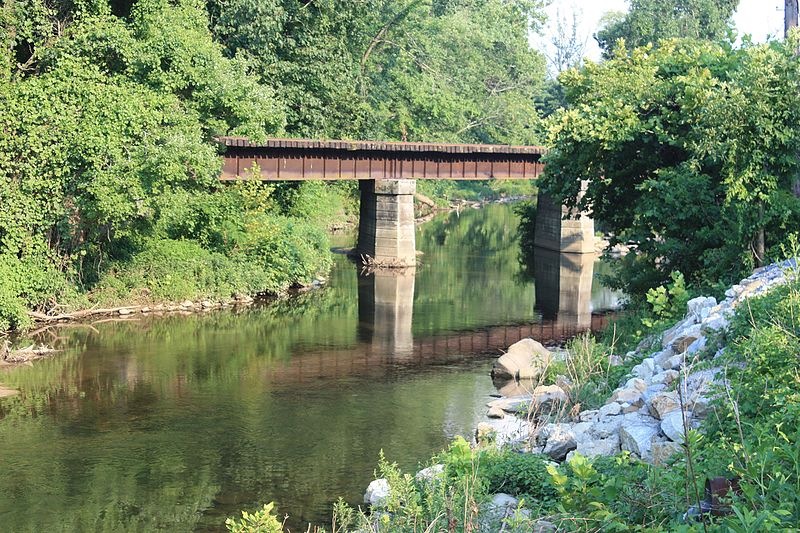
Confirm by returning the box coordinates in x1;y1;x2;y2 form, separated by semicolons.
28;306;144;323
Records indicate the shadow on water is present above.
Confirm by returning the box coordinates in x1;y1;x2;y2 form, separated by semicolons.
0;203;620;532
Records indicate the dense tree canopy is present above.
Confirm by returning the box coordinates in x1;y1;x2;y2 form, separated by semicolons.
207;0;547;143
542;38;800;294
0;0;549;330
595;0;739;56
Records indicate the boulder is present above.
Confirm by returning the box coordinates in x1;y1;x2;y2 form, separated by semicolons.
487;396;530;414
689;396;712;418
571;434;620;459
641;384;667;403
647;391;680;420
542;425;577;461
671;324;703;353
652;441;684;466
619;418;661;459
666;354;684;370
661;410;692;443
533;385;568;410
415;464;444;486
701;314;729;333
662;318;695;348
687;296;717;322
631;360;655;381
654;348;676;370
489;415;531;447
492;339;552;380
610;388;643;406
589;415;623;439
686;336;707;356
475;423;497;445
651;370;679;386
364;478;390;507
487;406;505;419
598;402;621;418
624;378;648;393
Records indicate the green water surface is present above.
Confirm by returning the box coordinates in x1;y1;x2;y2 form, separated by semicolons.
0;203;617;532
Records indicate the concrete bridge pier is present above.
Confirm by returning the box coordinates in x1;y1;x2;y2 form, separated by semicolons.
357;179;417;266
534;190;595;254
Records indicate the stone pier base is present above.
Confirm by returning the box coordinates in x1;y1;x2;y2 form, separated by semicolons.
357;179;417;266
534;191;595;254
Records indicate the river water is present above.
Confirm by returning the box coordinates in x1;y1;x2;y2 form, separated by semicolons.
0;203;618;532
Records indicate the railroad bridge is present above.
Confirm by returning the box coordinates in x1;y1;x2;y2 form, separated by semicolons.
218;137;594;265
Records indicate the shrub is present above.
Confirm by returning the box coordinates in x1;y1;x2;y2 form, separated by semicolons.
225;502;284;533
481;451;556;506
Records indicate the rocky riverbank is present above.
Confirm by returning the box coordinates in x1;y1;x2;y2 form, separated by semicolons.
477;259;794;464
361;258;797;528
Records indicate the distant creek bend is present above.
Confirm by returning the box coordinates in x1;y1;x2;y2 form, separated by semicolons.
0;202;619;532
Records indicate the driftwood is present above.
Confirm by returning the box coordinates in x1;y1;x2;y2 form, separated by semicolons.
28;306;144;323
3;343;60;363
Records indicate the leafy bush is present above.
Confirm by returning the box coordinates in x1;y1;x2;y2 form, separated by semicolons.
225;502;284;533
482;451;556;505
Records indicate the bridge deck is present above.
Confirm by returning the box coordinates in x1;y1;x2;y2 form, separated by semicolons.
218;136;546;181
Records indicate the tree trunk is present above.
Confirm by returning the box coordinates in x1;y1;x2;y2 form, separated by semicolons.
755;202;766;268
788;2;800;196
787;0;799;38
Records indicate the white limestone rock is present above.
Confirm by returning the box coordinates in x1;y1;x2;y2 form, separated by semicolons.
589;415;624;439
610;388;644;406
619;420;661;460
661;410;693;443
364;478;390;507
415;464;445;486
569;434;621;460
687;296;717;322
651;370;679;386
487;406;505;419
533;385;568;410
493;339;552;380
598;402;621;418
652;441;684;466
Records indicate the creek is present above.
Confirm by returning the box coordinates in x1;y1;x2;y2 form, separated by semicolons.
0;203;619;532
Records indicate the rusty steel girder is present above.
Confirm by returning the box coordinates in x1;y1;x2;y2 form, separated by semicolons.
217;136;546;181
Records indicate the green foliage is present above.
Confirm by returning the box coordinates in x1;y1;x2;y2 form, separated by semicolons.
207;0;547;143
0;0;547;332
642;272;690;328
225;502;284;533
697;269;800;528
596;0;739;56
542;38;800;295
482;451;556;505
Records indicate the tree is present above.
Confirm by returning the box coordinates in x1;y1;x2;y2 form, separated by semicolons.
546;8;587;77
595;0;739;57
207;0;548;144
541;39;800;294
788;0;799;37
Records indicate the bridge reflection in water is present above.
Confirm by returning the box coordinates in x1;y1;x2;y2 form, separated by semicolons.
264;250;612;384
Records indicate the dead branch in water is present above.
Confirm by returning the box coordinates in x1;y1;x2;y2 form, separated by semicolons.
28;305;144;323
3;343;60;363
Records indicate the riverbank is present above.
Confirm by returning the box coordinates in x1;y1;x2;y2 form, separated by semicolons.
319;258;800;532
